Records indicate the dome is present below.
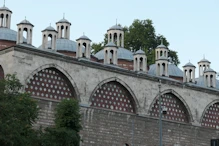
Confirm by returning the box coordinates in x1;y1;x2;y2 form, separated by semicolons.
183;62;196;67
198;58;210;63
105;42;117;47
76;35;91;41
204;68;216;73
135;49;145;55
17;19;34;26
95;47;133;61
0;6;12;12
56;18;71;25
38;38;77;52
148;64;183;77
156;44;167;48
42;26;57;32
107;25;123;31
0;27;26;42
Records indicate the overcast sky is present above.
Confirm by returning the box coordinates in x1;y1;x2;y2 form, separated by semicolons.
4;0;219;77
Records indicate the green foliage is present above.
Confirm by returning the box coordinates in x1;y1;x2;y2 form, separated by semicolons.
55;99;82;131
41;99;82;146
92;19;180;66
0;74;82;146
92;42;104;54
0;74;39;146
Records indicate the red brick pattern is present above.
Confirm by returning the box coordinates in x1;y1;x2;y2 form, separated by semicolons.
25;68;76;100
201;103;219;129
91;81;135;113
150;93;189;123
0;40;16;50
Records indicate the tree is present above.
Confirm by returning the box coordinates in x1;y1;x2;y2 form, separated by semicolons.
41;99;82;146
92;19;180;66
0;74;39;146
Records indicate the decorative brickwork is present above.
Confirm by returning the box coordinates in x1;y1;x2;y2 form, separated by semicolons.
25;68;76;100
150;93;189;123
201;102;219;129
0;40;16;50
91;81;135;113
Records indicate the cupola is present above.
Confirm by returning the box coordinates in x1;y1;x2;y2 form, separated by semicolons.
41;25;58;50
76;34;91;59
104;42;118;65
204;68;216;88
56;15;71;39
107;24;124;47
133;49;147;72
183;62;196;83
155;40;169;77
155;39;168;60
0;2;12;28
16;18;34;45
198;57;211;77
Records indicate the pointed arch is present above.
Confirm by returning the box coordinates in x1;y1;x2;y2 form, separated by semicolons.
149;89;193;123
24;64;80;101
89;77;139;113
200;99;219;129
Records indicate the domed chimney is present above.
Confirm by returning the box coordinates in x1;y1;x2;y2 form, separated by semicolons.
17;18;34;45
107;24;124;47
155;40;169;76
56;15;71;39
41;25;58;51
204;68;216;88
133;49;147;72
104;42;118;65
76;34;91;59
183;62;196;83
198;57;211;77
0;2;12;28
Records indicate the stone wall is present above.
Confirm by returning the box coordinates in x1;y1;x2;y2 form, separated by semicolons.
1;46;219;145
35;98;219;146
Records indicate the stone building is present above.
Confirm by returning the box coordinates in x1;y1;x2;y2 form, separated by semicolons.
1;4;219;146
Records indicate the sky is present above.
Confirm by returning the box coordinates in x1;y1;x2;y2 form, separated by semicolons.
3;0;219;77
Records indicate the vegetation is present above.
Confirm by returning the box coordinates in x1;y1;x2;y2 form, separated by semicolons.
0;74;82;146
41;99;82;146
92;19;180;66
0;74;39;146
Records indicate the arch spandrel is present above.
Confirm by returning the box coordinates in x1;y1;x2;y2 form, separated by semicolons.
149;89;193;123
89;77;139;114
24;64;80;101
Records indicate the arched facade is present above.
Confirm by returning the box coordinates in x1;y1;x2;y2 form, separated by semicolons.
24;64;80;101
149;89;191;123
90;78;138;113
201;100;219;129
25;67;77;100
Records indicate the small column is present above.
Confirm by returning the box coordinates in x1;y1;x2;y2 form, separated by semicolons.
121;33;124;47
111;35;114;44
160;64;163;76
19;29;23;44
117;33;120;47
192;69;195;82
165;64;168;76
108;34;110;43
136;57;140;71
